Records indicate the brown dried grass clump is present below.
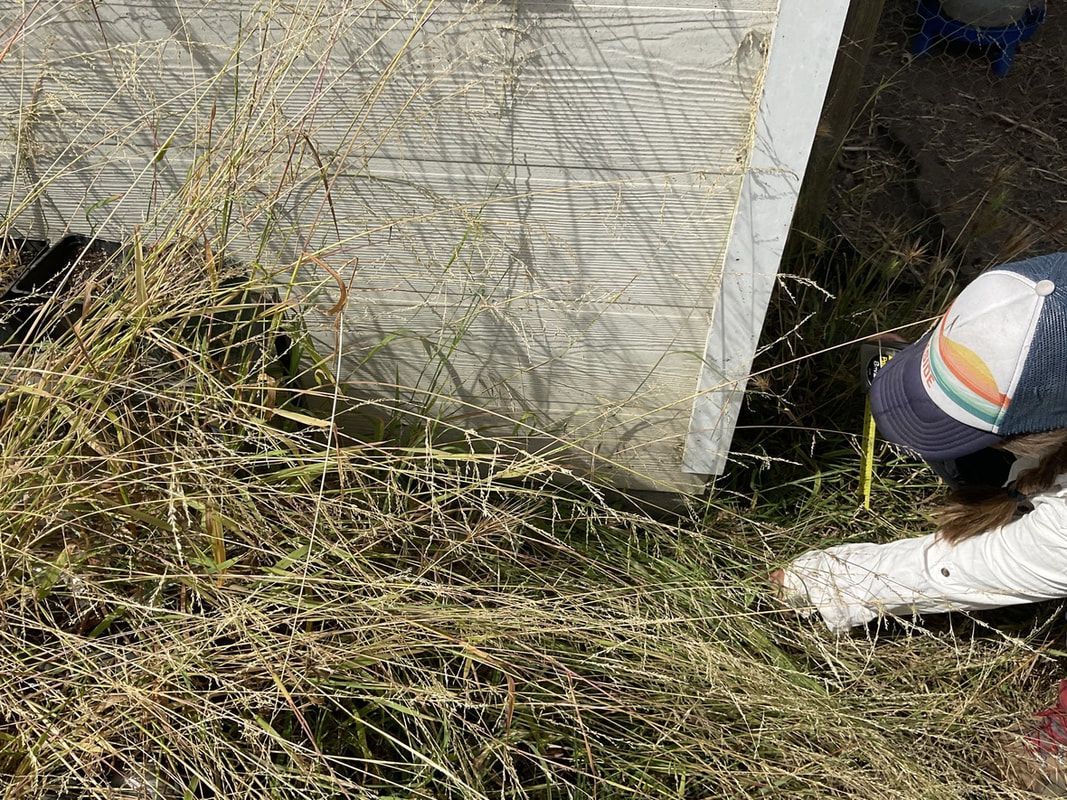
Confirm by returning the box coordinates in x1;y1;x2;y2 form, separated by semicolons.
0;240;1050;799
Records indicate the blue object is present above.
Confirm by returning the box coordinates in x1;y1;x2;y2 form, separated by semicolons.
912;0;1047;77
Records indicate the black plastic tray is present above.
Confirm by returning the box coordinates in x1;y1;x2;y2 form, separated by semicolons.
0;234;122;346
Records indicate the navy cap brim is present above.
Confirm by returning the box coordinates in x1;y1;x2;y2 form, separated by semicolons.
870;332;1003;461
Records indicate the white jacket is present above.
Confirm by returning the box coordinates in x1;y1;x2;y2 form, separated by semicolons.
782;472;1067;632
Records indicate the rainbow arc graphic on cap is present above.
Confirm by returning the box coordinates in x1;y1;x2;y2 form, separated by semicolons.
926;324;1009;427
878;257;1067;451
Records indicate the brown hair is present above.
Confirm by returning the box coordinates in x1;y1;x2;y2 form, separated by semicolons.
935;429;1067;543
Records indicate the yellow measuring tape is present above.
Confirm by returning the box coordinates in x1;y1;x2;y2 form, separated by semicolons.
859;349;897;510
859;396;878;510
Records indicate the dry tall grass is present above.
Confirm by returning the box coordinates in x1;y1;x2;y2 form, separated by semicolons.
0;238;1052;798
0;2;1063;798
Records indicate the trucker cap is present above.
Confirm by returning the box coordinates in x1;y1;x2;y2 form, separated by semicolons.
870;252;1067;461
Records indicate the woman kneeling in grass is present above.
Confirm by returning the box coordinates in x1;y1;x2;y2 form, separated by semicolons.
773;252;1067;791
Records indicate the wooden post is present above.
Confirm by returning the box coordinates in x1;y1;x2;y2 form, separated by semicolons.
789;0;887;244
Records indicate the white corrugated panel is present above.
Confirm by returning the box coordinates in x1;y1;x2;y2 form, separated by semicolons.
0;0;842;491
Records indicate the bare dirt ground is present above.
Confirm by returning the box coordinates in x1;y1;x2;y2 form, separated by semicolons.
830;0;1066;278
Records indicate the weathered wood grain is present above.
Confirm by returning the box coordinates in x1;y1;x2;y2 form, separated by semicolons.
3;2;772;173
306;298;710;404
0;152;740;306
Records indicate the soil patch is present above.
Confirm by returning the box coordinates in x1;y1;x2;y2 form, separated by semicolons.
830;0;1067;277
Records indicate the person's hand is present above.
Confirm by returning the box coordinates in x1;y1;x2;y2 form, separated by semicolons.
768;569;786;600
767;566;814;613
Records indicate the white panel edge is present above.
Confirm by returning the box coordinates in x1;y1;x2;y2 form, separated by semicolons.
682;0;852;476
